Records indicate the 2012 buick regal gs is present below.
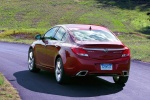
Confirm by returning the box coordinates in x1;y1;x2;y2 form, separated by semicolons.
28;24;130;84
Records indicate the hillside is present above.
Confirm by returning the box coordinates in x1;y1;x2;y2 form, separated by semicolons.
0;0;150;62
0;0;149;33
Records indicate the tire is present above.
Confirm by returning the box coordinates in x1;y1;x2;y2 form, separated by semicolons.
28;48;40;73
113;76;129;84
55;57;67;84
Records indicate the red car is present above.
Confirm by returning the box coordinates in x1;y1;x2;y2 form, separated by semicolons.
28;24;130;84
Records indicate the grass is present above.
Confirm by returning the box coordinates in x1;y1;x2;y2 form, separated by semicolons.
118;33;150;62
0;0;150;62
0;73;4;85
0;0;149;31
0;73;21;100
0;29;45;44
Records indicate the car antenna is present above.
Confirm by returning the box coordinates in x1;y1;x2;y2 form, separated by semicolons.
89;26;92;30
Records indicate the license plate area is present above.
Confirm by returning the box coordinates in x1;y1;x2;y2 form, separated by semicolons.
100;64;112;70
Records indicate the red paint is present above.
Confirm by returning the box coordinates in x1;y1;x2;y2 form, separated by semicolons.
31;24;130;77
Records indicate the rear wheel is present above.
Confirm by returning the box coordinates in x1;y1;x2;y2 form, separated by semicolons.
28;49;40;73
55;58;67;84
113;76;128;84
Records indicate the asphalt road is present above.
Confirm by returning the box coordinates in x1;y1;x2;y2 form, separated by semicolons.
0;42;150;100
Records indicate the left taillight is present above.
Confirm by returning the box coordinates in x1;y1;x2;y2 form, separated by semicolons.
122;47;130;57
71;47;88;57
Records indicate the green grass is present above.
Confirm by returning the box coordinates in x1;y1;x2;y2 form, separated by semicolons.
0;0;149;32
0;73;4;85
0;29;46;44
119;33;150;62
0;0;150;62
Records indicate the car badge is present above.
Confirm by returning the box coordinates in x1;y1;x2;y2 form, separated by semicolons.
104;48;108;53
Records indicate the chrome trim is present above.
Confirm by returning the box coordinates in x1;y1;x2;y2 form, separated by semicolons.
83;48;125;51
76;70;88;76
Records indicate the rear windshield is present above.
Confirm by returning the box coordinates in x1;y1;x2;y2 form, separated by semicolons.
71;30;119;42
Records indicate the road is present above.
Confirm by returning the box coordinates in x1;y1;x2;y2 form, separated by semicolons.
0;42;150;100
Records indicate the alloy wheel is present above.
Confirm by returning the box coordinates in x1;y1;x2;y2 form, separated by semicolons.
28;51;34;70
55;59;62;82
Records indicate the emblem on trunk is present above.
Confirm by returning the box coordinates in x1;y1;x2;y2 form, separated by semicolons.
104;48;108;53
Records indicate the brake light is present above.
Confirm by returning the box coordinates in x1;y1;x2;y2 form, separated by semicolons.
122;48;130;57
71;47;88;57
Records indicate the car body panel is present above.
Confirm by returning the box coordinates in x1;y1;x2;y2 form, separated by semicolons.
30;24;131;77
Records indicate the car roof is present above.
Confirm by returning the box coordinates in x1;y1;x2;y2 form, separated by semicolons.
56;24;109;31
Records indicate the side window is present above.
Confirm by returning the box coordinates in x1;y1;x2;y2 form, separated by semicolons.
54;27;67;41
44;27;58;39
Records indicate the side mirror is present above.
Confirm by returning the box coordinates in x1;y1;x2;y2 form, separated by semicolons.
35;34;42;40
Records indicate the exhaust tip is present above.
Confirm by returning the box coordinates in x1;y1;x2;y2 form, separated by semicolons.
122;71;129;76
76;70;88;76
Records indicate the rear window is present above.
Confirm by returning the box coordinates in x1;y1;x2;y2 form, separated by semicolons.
71;30;119;42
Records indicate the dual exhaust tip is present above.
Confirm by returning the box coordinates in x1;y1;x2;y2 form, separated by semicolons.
76;70;129;76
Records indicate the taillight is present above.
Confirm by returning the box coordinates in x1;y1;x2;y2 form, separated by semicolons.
122;48;130;57
71;47;88;57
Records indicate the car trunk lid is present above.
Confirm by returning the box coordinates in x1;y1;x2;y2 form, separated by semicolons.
76;41;125;60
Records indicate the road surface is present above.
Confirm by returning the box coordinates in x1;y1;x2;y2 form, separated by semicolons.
0;42;150;100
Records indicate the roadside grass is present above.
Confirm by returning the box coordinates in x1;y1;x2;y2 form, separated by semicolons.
0;29;46;44
118;33;150;62
0;73;4;85
0;73;21;100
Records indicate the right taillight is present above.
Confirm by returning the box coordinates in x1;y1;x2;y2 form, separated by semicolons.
122;47;130;57
71;47;88;57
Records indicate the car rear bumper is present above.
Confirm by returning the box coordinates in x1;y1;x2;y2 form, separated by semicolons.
63;56;130;77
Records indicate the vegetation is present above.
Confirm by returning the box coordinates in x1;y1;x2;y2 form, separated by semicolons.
119;33;150;62
0;73;4;85
0;0;150;62
0;73;21;100
0;0;149;31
